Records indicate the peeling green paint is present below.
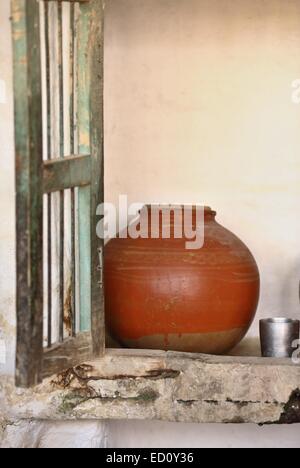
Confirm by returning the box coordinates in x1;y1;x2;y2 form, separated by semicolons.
77;3;92;332
12;0;43;388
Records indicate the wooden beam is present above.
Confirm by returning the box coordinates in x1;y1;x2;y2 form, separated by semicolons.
12;0;44;388
43;154;91;193
89;0;105;357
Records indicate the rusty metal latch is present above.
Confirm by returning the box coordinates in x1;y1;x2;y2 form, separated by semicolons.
97;247;104;289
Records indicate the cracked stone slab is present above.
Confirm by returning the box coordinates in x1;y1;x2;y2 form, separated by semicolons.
0;349;300;425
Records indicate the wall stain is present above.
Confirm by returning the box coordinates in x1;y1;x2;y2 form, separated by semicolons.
52;363;180;390
63;284;73;336
59;387;159;414
279;389;300;424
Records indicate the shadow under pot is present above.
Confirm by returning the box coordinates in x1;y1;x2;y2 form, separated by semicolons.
105;205;260;355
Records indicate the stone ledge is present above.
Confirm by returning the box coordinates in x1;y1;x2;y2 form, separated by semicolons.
1;349;300;424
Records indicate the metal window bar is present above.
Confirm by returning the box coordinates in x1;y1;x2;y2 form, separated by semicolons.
58;1;65;344
42;1;74;347
44;1;52;348
70;2;76;339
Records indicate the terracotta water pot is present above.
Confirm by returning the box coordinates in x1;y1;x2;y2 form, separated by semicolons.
105;206;260;354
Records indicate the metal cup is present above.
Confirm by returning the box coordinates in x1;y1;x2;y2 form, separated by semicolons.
259;318;300;358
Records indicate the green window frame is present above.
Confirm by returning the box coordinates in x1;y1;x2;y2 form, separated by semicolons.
12;0;105;388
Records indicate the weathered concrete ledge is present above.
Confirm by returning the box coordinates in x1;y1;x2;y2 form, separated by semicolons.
1;349;300;425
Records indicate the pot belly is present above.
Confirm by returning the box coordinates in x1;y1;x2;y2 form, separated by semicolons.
122;328;248;354
105;206;260;355
105;266;259;354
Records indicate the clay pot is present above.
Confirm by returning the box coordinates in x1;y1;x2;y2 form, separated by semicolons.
105;206;260;354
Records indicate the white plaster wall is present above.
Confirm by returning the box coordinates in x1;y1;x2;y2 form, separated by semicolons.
0;420;108;449
0;0;300;448
0;0;16;375
104;0;300;448
105;0;300;335
107;420;300;449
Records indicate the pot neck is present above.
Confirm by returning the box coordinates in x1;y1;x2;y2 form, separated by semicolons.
139;205;216;221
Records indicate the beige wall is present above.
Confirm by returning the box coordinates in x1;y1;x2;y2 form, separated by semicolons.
1;0;300;447
107;419;300;448
105;0;300;336
0;0;16;374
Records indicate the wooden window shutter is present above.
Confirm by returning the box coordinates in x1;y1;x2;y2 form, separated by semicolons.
12;0;105;388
